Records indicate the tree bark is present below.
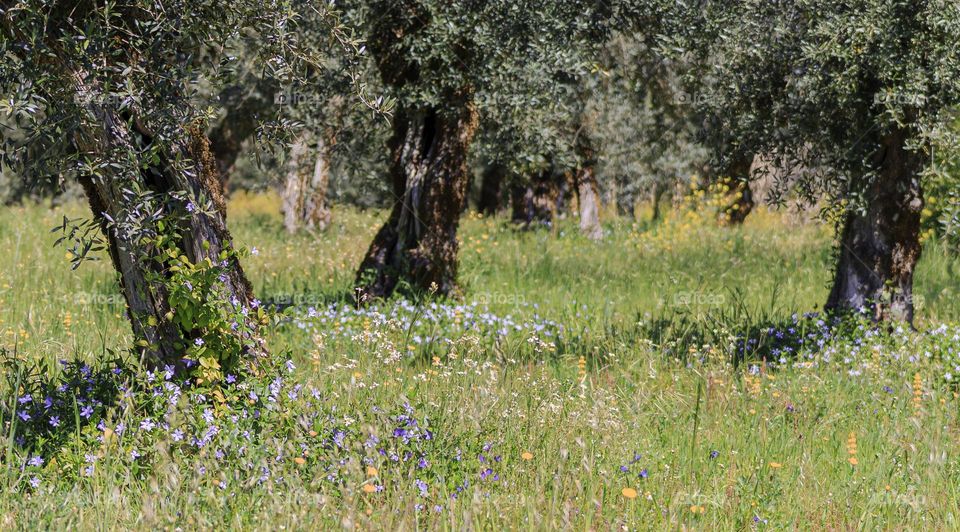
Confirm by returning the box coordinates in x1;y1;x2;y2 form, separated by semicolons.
573;135;602;240
826;127;924;324
574;166;603;240
478;163;506;215
282;134;332;234
74;79;264;368
356;95;479;299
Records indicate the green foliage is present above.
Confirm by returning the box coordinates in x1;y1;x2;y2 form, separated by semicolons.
677;0;960;207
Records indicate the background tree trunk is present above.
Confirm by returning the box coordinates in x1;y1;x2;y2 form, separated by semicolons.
826;127;924;324
208;80;277;191
575;166;603;240
74;80;264;368
282;134;332;234
356;95;478;299
510;168;558;229
573;135;602;240
478;163;506;215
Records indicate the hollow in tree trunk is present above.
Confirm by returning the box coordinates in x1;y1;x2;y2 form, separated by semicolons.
282;134;332;234
356;95;479;299
74;80;265;369
826;127;924;324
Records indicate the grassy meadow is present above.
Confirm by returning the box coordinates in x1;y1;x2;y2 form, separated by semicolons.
1;192;960;529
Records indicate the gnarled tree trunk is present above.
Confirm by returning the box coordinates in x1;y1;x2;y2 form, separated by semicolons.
826;127;924;324
282;134;332;234
356;95;479;299
75;80;264;368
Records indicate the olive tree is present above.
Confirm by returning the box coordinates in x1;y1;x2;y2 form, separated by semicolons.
350;0;621;297
682;0;960;323
0;1;354;373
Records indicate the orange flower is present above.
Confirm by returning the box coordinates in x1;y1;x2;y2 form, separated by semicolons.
622;488;638;499
362;484;378;493
366;466;378;476
294;457;306;465
521;452;534;461
768;462;782;469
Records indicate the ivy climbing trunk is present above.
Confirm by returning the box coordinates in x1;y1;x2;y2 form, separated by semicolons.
282;134;332;234
356;97;479;298
826;127;924;324
74;78;265;369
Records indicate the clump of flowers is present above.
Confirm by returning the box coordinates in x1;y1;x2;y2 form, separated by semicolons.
1;350;500;509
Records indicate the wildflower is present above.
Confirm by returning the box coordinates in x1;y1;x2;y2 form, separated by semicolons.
912;373;923;414
48;416;60;427
27;456;44;467
362;484;378;493
768;462;782;469
415;479;429;496
689;505;705;514
285;359;296;372
140;419;156;432
185;201;196;213
622;487;638;499
639;468;648;479
521;452;534;461
17;410;30;421
709;450;719;459
29;476;41;488
294;457;306;465
194;338;204;347
847;432;858;465
366;466;378;476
